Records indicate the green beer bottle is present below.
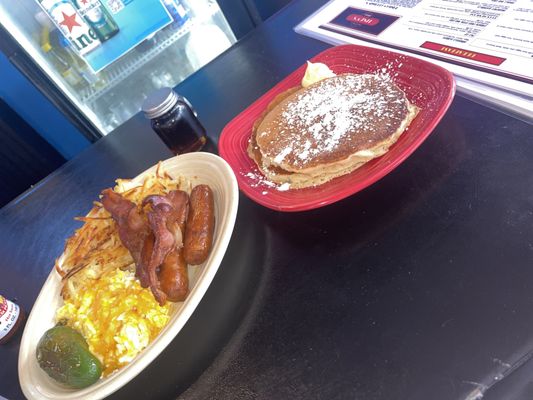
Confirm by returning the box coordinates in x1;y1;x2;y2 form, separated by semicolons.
73;0;119;42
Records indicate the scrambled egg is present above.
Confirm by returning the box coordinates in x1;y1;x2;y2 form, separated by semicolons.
56;268;171;376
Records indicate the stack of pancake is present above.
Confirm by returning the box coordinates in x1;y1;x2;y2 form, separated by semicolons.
247;73;419;189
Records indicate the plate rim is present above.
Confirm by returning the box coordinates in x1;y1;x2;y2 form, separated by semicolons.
18;152;239;400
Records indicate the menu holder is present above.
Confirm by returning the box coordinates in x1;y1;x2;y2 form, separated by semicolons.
295;0;533;122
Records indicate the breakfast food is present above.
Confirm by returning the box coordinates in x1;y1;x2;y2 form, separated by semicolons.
37;165;216;386
36;325;102;388
247;64;419;189
183;185;215;265
55;268;171;377
301;61;335;88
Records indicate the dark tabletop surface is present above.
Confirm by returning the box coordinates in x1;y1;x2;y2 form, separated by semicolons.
2;0;533;399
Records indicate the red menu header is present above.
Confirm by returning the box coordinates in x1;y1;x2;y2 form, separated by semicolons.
420;41;506;66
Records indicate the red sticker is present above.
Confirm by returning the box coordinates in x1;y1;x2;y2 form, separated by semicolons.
346;14;380;26
420;41;505;66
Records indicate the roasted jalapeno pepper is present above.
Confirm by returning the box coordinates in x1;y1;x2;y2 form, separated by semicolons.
36;325;102;388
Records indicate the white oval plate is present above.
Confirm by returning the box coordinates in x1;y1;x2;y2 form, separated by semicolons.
18;152;239;400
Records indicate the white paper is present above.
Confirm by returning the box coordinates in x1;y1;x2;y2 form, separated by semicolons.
295;0;533;119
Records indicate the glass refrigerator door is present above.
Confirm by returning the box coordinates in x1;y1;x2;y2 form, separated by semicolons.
0;0;235;135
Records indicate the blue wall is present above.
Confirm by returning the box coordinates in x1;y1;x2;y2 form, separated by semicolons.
0;52;90;160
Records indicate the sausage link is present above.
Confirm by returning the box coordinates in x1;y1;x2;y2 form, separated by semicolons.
158;247;188;302
183;185;215;265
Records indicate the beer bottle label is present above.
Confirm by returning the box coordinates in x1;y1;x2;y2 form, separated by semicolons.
39;0;101;56
0;296;20;341
76;0;105;26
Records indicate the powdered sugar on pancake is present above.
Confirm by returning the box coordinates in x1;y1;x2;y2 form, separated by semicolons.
244;171;292;192
274;146;293;164
256;73;410;171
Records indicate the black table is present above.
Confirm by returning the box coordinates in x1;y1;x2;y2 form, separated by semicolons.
2;0;533;399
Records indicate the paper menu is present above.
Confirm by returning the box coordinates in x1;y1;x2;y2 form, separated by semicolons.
295;0;533;120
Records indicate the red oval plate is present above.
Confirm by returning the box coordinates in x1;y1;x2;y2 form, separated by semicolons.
219;44;455;212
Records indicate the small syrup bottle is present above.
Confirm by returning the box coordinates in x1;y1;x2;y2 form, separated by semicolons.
0;295;25;345
142;87;207;155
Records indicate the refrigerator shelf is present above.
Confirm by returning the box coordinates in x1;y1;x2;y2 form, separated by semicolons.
79;18;197;105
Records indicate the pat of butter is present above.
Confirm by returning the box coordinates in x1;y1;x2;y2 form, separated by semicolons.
301;61;336;88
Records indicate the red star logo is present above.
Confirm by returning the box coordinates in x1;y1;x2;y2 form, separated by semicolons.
59;11;81;33
81;0;89;4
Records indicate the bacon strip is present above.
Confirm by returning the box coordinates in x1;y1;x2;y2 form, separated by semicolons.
100;189;150;287
142;191;189;305
100;189;190;305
